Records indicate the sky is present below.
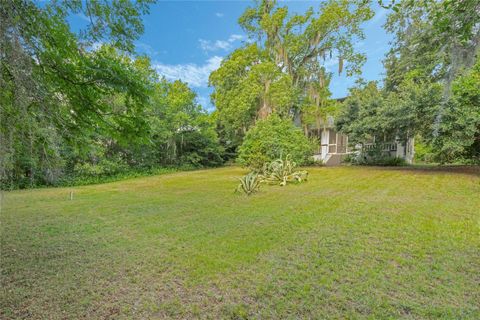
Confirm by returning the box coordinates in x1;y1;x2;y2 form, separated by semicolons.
78;0;393;111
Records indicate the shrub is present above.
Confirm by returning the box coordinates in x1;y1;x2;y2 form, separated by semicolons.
237;114;314;170
415;136;435;163
236;172;262;196
235;155;309;195
345;144;407;166
341;153;357;164
354;147;407;166
261;155;308;186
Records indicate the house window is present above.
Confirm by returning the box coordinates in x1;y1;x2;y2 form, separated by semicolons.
328;129;337;153
337;134;348;153
329;129;336;144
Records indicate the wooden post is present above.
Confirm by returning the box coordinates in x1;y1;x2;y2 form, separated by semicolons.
70;191;73;200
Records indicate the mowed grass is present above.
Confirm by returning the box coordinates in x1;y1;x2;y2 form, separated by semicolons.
1;167;479;319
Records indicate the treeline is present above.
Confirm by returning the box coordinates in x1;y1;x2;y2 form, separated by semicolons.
2;0;479;189
0;1;222;189
209;0;479;167
337;0;480;164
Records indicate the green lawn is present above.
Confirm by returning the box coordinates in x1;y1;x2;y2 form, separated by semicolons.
1;166;479;319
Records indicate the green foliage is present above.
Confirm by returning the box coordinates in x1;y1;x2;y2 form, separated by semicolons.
58;167;184;188
0;1;225;190
236;172;262;196
235;155;309;195
239;0;373;79
384;0;480;90
210;0;373;149
261;155;308;186
414;136;436;163
336;80;442;145
237;115;314;170
0;0;156;189
141;79;224;168
336;82;386;144
434;58;480;163
352;145;407;167
381;0;479;164
209;44;296;146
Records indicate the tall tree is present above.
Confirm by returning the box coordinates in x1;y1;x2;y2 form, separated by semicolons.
384;0;480;134
0;0;155;187
210;0;373;147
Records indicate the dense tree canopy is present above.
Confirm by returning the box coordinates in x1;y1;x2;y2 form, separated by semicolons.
210;0;373;158
0;0;223;189
2;0;478;188
337;0;479;163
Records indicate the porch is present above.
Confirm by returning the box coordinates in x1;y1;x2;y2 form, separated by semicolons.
309;128;350;165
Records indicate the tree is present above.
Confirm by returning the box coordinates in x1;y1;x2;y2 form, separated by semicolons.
336;79;442;147
147;79;223;167
365;0;480;163
209;44;296;145
0;0;155;188
210;0;373;152
434;57;480;162
239;0;372;82
383;0;480;135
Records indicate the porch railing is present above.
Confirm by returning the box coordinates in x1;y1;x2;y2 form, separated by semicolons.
363;143;397;152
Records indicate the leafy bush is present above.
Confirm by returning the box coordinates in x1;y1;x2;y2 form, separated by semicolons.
347;144;407;166
237;114;315;170
414;137;435;163
56;166;185;187
166;128;225;167
342;153;358;164
235;155;309;195
357;152;406;166
236;172;262;196
261;155;308;186
74;158;129;177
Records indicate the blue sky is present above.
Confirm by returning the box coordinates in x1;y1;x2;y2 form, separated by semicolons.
78;1;392;111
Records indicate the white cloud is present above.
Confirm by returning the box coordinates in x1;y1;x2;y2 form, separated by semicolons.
215;12;224;18
228;34;244;42
199;34;245;52
199;39;231;52
154;56;223;88
136;42;159;56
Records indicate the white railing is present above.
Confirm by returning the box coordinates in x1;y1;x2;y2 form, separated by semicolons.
363;143;397;152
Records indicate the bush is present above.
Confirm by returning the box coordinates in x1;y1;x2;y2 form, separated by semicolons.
261;155;308;186
235;172;262;196
237;114;314;170
74;158;129;177
348;144;407;166
415;136;435;163
235;155;309;195
175;129;224;167
357;152;406;166
341;153;358;165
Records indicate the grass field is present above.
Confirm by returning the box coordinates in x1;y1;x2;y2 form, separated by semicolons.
1;166;479;319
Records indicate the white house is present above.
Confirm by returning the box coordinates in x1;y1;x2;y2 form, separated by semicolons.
308;115;415;166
